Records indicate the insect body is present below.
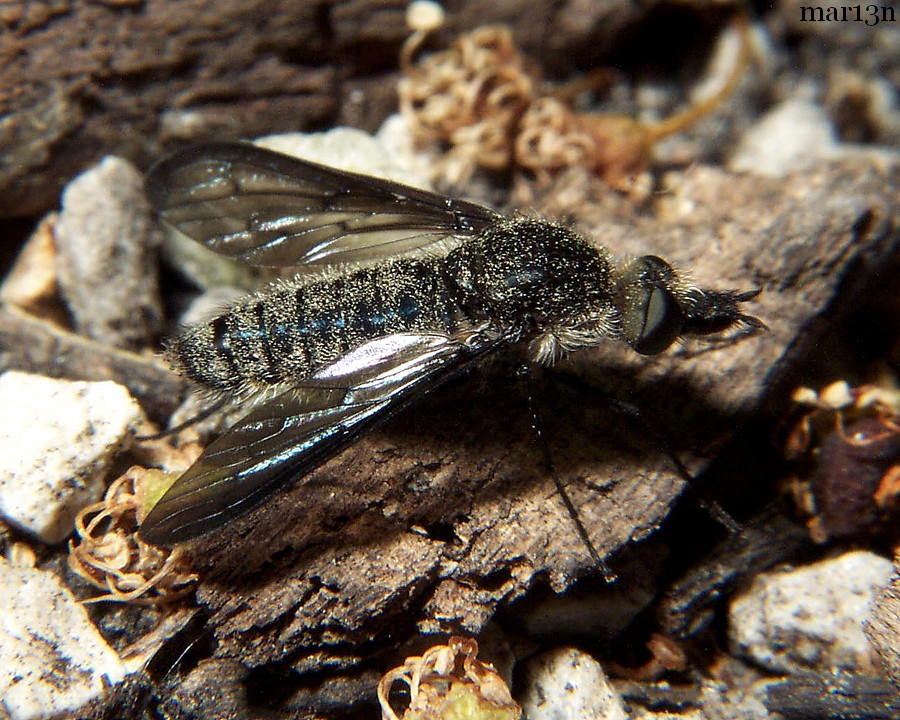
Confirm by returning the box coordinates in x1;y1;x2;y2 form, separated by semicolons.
139;142;760;547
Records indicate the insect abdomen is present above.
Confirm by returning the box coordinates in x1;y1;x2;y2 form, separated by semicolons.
166;258;465;393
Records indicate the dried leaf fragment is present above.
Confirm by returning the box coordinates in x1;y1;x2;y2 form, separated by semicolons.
68;467;197;604
398;15;749;197
378;636;520;720
783;381;900;542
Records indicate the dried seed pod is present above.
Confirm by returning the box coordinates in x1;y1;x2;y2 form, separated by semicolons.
782;382;900;542
378;636;520;720
68;467;197;604
399;16;750;197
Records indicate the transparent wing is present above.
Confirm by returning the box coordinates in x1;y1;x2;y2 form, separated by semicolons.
145;142;500;267
139;330;504;546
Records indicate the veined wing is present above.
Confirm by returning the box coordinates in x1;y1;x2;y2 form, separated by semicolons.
144;142;500;267
138;329;504;547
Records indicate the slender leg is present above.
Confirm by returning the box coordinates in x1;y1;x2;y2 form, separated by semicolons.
519;365;618;582
135;397;227;440
545;368;743;535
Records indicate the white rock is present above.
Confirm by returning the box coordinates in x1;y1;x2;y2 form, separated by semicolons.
729;550;893;675
255;125;433;189
0;213;59;312
0;556;127;720
697;676;776;720
519;647;626;720
0;371;143;544
55;156;163;349
376;113;439;187
729;97;838;176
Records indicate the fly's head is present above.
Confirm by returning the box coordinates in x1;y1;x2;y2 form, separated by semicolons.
618;255;763;356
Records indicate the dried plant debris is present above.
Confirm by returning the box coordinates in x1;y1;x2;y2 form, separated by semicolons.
782;380;900;543
68;466;197;604
398;7;749;197
378;636;520;720
603;632;688;682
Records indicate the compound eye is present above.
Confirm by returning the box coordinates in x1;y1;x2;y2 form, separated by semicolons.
632;285;684;355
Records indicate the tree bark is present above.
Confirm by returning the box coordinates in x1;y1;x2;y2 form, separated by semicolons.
0;0;737;219
175;159;899;672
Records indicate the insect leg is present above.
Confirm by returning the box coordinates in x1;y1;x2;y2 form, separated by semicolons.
546;369;743;535
518;365;618;582
134;397;228;441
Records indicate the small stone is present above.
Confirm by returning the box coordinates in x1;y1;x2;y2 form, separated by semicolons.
519;647;627;720
54;155;163;349
791;386;819;406
255;127;433;189
0;371;144;544
377;114;439;187
729;550;893;675
729;97;838;177
0;556;127;720
0;213;59;313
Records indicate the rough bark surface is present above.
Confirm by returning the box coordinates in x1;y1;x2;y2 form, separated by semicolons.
0;304;185;424
3;1;899;717
0;0;742;219
866;555;900;694
169;158;899;673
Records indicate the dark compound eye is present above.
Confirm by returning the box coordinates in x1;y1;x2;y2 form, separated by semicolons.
621;256;685;355
632;284;685;355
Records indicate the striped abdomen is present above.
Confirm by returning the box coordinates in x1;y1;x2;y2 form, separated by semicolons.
166;258;466;393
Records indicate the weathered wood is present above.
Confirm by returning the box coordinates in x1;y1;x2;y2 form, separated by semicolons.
0;0;742;219
0;304;186;424
765;672;900;718
171;158;899;672
2;0;341;218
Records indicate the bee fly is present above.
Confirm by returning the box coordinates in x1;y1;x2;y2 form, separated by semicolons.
139;142;761;548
